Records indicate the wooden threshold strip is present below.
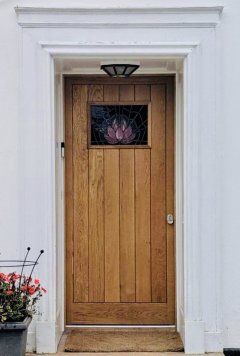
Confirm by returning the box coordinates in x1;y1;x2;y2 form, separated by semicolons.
69;303;170;324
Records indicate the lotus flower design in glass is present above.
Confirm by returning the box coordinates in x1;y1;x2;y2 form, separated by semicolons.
90;104;148;146
105;119;135;144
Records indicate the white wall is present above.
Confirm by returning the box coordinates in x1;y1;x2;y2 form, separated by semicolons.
0;1;20;259
1;0;240;353
216;2;240;348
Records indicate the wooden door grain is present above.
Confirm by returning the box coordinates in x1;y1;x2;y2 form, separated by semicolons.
65;76;175;325
103;84;120;303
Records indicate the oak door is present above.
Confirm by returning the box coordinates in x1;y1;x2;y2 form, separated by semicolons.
65;76;175;325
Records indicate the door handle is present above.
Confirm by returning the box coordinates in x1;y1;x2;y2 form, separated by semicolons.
167;214;174;225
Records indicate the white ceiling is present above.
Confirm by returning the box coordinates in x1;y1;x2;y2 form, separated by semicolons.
55;57;183;74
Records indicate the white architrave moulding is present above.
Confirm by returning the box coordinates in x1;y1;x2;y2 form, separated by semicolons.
15;6;223;28
40;41;199;56
15;5;223;354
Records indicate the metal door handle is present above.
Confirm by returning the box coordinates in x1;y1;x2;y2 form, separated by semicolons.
167;214;174;225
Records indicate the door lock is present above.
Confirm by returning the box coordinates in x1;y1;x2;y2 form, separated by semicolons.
167;214;174;225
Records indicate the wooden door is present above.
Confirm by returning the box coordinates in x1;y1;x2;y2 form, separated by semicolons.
65;76;175;325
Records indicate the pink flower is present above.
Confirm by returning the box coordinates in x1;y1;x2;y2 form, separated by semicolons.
104;120;135;144
11;273;20;281
0;273;7;281
28;287;35;295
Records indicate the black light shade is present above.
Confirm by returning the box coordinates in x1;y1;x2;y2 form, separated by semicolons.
100;64;139;77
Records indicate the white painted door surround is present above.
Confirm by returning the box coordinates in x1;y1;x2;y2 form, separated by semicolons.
15;5;223;354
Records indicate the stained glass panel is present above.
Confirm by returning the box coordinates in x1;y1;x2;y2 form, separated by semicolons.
90;104;149;146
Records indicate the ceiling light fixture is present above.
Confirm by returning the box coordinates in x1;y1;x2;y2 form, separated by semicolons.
100;63;140;77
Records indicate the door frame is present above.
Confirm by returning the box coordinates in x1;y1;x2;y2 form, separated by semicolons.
16;6;222;353
57;60;183;345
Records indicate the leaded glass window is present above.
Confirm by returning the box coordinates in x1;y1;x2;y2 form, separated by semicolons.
89;103;150;147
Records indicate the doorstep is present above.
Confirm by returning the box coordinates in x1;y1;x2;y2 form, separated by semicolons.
27;353;224;355
26;334;224;355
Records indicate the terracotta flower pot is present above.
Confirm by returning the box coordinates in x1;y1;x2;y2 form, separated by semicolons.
0;316;32;356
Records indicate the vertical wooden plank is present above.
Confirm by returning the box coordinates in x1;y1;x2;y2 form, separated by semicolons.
104;150;120;302
151;84;167;303
119;84;135;302
135;85;151;302
119;85;134;101
65;79;74;322
104;84;119;101
166;78;175;322
135;84;150;101
72;84;89;303
135;149;151;301
104;84;120;302
120;150;135;302
88;85;105;302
